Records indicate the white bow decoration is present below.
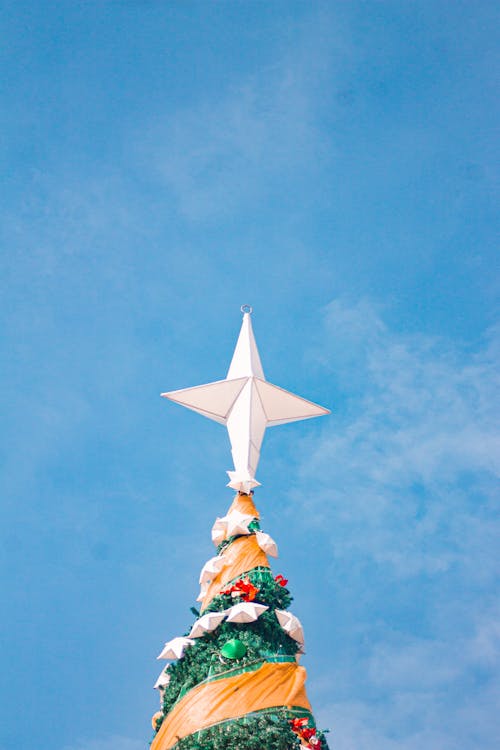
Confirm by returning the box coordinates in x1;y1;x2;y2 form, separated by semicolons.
157;636;195;660
255;530;278;558
188;611;228;638
154;669;171;690
196;580;209;602
211;510;255;545
199;555;226;584
211;518;227;545
274;609;305;645
225;602;269;623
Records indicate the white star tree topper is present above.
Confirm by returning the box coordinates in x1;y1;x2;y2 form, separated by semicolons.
162;306;330;492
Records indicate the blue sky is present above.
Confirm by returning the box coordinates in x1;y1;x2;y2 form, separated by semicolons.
1;2;498;749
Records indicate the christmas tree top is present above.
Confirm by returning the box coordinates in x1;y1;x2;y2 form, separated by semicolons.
150;308;331;750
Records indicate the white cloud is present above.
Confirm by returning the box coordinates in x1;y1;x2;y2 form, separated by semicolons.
317;614;499;749
133;8;350;221
294;298;499;578
294;299;500;750
139;82;321;221
318;690;499;750
368;636;460;690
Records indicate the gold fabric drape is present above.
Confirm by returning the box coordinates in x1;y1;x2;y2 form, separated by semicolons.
150;661;311;750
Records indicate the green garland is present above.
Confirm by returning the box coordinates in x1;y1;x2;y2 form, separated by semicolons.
172;712;300;749
169;711;330;750
150;718;331;750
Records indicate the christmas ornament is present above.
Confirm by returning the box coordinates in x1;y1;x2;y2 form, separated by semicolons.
290;717;310;731
290;717;321;748
274;574;288;587
220;575;259;602
220;638;247;659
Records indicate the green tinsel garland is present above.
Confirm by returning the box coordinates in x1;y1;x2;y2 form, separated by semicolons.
169;711;330;750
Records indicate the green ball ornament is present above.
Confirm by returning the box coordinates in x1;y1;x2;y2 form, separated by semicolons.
220;638;247;659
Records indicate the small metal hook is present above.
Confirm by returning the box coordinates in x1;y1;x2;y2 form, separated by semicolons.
240;304;253;314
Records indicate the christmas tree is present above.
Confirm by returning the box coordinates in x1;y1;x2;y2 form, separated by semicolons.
149;308;330;750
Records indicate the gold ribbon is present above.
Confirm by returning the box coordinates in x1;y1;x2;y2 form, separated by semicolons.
150;661;312;750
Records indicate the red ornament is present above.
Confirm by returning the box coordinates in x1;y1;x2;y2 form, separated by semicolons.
290;717;309;731
221;576;259;602
289;717;320;748
275;574;288;587
302;728;317;740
